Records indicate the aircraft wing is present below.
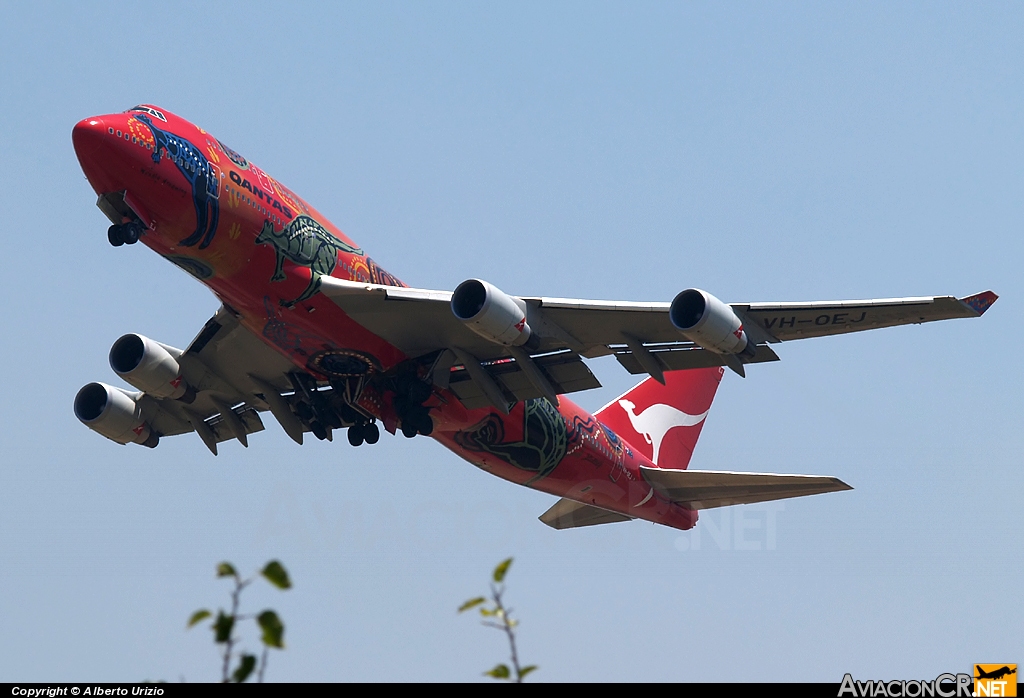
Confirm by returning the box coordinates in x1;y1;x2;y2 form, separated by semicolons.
639;466;852;510
93;306;333;454
733;291;998;342
83;283;996;453
318;276;995;409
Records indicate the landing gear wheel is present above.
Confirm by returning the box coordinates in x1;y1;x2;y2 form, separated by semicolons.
108;225;125;247
107;222;142;246
123;221;142;244
364;422;380;444
401;421;418;438
347;424;365;447
414;412;433;436
311;421;328;441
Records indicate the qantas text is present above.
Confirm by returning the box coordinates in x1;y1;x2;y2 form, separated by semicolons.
228;171;293;219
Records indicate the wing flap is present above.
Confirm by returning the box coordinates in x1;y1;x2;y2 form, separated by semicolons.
539;498;634;529
206;405;266;443
613;343;779;375
640;466;852;510
447;350;601;409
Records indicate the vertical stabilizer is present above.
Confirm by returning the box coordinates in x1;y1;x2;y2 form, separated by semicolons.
595;366;724;469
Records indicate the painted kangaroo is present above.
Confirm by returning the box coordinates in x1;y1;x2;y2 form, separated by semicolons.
134;113;219;249
256;215;364;306
617;399;708;465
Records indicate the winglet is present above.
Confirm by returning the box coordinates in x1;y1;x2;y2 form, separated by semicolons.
960;290;998;316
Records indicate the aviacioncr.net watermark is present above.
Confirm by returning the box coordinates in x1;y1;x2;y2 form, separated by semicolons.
674;501;784;552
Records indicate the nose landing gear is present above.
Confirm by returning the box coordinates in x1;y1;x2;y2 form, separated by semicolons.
108;221;144;247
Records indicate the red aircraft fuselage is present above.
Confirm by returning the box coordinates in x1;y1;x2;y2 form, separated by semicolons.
72;105;700;531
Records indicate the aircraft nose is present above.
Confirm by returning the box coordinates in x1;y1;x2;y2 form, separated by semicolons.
72;116;108;157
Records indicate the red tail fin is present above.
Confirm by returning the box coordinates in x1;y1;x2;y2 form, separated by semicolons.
595;367;725;470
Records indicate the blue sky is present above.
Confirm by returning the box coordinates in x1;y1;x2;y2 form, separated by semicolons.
0;1;1019;682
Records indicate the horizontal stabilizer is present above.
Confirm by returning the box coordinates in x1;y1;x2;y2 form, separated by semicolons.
539;498;634;530
639;466;852;510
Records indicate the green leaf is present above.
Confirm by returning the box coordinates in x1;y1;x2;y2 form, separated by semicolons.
187;609;211;628
518;665;538;679
261;560;291;590
232;654;257;683
485;664;511;679
479;607;497;617
458;597;486;613
493;557;513;583
216;562;237;578
213;611;234;644
258;610;285;649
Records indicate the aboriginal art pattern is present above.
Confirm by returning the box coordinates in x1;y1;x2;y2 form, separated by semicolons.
134;113;220;249
261;296;331;358
308;348;379;378
216;139;248;169
165;254;214;280
368;258;405;288
256;215;364;306
454;398;568;484
565;413;631;480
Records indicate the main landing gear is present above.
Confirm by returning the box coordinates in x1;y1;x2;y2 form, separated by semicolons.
347;421;381;447
400;411;433;439
108;221;144;247
393;374;434;439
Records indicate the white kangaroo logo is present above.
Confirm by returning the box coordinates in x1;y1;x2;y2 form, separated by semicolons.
618;399;708;465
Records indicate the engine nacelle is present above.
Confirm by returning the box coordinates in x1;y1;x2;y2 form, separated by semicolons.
451;279;532;347
109;334;194;401
73;382;158;447
670;288;756;359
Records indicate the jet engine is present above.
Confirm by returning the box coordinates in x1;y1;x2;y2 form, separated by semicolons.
670;288;756;359
108;333;195;402
451;279;533;346
73;382;158;447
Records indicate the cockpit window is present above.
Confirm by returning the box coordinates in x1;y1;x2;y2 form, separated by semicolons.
127;105;167;122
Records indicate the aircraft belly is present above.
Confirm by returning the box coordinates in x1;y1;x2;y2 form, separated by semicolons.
433;396;698;531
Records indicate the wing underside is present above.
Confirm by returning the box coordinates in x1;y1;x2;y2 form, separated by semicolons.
318;276;995;412
91;280;994;453
115;306;367;454
734;291;997;342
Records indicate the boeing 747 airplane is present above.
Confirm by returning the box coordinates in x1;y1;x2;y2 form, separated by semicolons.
71;105;997;531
